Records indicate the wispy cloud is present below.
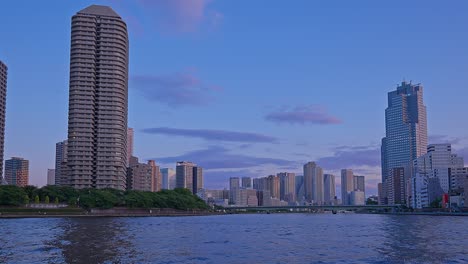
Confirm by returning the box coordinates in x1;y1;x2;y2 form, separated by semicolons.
154;146;295;169
137;0;222;33
317;145;381;170
142;127;277;143
131;69;221;107
428;135;462;145
265;105;341;125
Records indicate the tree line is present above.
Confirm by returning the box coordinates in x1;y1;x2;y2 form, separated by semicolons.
0;185;208;210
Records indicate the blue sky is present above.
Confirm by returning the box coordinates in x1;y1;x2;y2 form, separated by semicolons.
1;0;468;196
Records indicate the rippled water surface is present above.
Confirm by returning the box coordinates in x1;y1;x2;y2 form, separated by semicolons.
0;214;467;263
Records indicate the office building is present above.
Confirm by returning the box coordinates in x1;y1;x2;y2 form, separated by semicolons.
381;81;428;183
127;128;134;166
55;140;68;186
324;174;336;205
341;169;354;205
241;177;252;189
160;168;176;190
176;161;202;194
278;172;296;203
5;157;29;186
66;5;129;189
0;61;6;182
413;144;464;193
303;162;324;204
47;169;55;185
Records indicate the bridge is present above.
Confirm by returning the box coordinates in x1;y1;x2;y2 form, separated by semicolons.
223;205;401;212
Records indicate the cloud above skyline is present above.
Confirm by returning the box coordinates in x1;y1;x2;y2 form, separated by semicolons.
265;105;341;125
142;127;278;143
316;145;381;170
153;146;296;170
131;69;221;107
428;134;463;145
136;0;222;33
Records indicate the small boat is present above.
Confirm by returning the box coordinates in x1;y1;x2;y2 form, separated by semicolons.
332;210;337;214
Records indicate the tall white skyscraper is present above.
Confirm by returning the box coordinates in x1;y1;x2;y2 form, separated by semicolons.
381;81;428;183
66;5;129;189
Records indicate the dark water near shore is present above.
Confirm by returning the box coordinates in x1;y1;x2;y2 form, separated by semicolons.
0;214;467;263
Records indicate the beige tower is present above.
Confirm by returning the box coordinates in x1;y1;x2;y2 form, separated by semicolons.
67;5;129;189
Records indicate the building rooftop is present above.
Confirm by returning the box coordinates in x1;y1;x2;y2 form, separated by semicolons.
77;5;120;18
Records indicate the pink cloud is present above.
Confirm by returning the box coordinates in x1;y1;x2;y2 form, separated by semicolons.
138;0;222;33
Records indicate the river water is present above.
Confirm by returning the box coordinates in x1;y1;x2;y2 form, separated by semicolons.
0;214;467;263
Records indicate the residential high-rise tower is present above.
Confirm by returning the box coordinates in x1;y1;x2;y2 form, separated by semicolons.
66;5;129;189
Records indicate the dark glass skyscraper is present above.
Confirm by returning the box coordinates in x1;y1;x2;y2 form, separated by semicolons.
67;5;129;189
381;81;428;183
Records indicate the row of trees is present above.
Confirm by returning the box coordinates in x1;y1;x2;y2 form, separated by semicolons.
0;185;208;210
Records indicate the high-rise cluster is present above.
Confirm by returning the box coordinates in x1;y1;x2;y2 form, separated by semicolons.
380;81;468;209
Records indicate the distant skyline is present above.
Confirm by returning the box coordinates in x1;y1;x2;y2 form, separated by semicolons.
1;1;468;195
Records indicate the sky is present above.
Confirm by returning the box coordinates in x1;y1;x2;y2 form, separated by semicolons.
1;0;468;196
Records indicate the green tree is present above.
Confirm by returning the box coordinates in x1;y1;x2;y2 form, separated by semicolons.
34;195;40;204
0;186;27;206
54;197;59;204
23;195;30;204
45;196;50;204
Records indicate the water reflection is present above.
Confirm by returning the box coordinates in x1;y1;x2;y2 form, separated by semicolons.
378;215;464;263
51;218;135;263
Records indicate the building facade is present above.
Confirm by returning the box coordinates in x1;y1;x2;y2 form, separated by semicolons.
160;168;176;190
354;175;365;193
324;174;336;205
241;177;252;189
381;81;428;183
341;169;354;205
278;172;296;203
127;157;160;192
176;161;202;194
0;61;6;182
5;157;29;186
303;162;324;204
66;5;129;190
126;128;134;166
55;140;68;186
47;169;55;185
